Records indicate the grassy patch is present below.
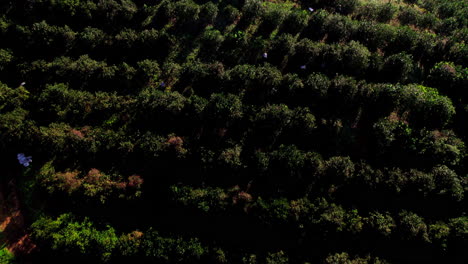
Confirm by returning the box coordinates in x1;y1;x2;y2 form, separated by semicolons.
0;232;15;264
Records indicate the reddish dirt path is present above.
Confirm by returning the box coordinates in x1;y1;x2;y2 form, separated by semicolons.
0;179;36;256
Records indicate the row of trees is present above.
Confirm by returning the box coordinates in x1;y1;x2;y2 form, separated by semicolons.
207;146;464;204
31;213;206;263
1;28;464;97
3;11;465;56
6;51;463;107
171;184;466;244
2;76;463;172
30;210;466;263
1;2;465;64
2;81;460;165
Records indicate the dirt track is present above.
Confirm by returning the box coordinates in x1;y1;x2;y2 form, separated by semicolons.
0;179;36;257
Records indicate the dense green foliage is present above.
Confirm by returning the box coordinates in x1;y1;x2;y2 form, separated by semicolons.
0;0;467;263
0;232;15;263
